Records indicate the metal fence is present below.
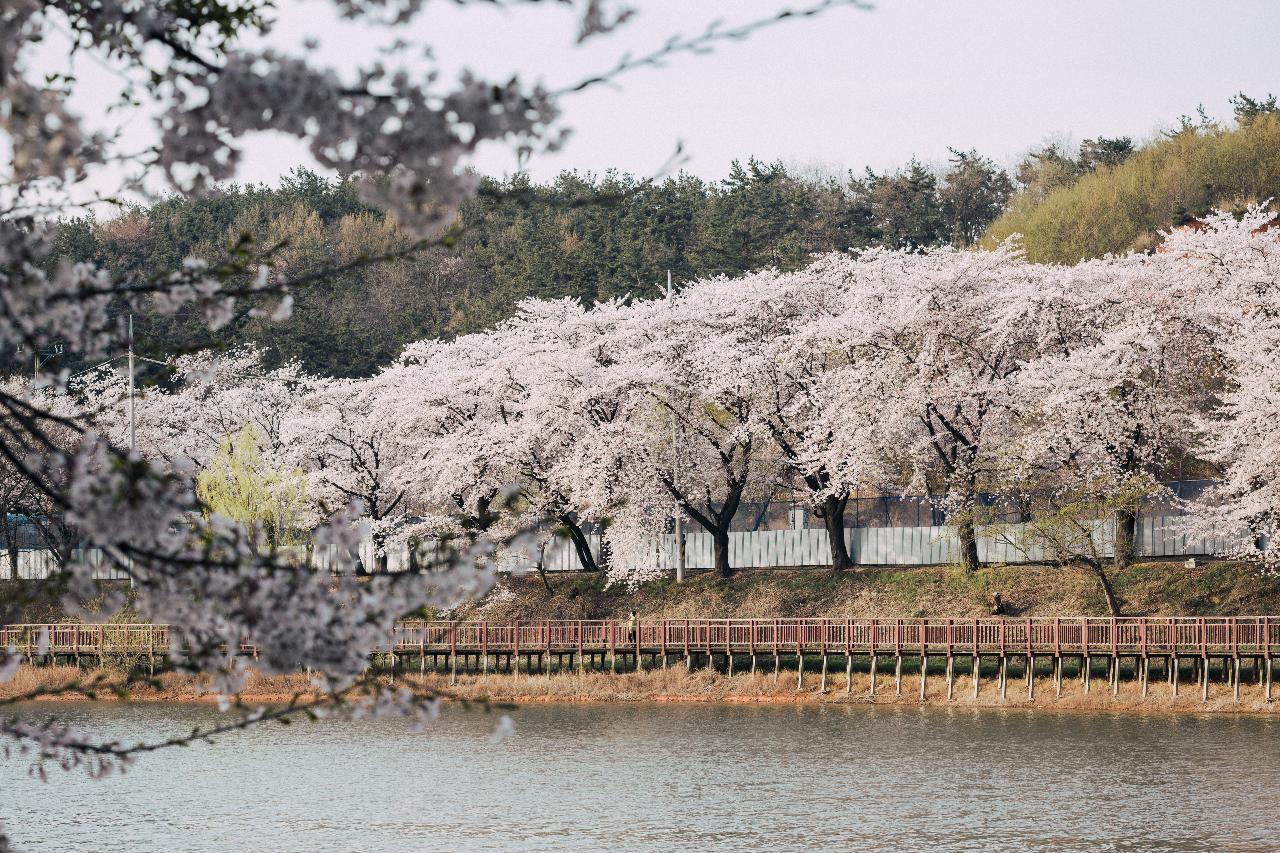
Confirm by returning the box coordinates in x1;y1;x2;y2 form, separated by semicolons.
722;480;1216;533
2;510;1242;581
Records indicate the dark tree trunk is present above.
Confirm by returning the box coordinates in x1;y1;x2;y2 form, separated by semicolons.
558;513;598;573
1085;559;1122;616
708;476;747;579
819;494;852;574
946;475;981;573
663;440;749;581
372;530;389;574
956;517;980;573
1113;506;1138;569
536;560;554;594
712;525;732;579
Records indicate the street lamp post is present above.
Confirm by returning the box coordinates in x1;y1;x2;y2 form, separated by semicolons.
666;270;686;583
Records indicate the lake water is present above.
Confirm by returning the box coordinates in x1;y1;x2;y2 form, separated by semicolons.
2;702;1278;852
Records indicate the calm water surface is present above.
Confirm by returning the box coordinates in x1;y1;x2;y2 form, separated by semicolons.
3;702;1278;852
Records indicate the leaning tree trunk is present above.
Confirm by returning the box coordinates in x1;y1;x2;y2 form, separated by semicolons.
1113;506;1138;569
819;494;853;574
558;513;599;573
535;558;554;594
1085;559;1123;616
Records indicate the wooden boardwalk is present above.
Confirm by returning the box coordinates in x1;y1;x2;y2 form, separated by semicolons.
4;617;1277;702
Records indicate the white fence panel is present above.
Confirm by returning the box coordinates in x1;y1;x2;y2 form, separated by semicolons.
2;515;1258;579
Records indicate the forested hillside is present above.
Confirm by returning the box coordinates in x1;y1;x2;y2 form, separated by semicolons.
46;154;1011;376
984;96;1280;262
42;94;1280;377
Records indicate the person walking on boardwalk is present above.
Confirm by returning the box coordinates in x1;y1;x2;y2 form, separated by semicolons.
626;610;638;643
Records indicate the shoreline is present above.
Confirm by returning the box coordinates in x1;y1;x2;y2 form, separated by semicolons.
6;665;1277;717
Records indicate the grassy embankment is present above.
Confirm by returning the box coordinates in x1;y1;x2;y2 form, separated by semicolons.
459;559;1280;622
4;560;1278;712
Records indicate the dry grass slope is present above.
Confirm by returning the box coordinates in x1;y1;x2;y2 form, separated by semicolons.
462;560;1280;623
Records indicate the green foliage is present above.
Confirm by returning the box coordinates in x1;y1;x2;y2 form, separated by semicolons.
863;159;945;249
1230;91;1279;125
1077;136;1135;172
985;113;1280;262
939;149;1015;246
51;155;1013;377
195;426;308;547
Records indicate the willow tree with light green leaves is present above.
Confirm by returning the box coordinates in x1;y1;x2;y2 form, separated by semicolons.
195;426;309;550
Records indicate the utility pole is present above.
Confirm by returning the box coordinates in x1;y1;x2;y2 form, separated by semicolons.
127;314;136;454
28;342;64;381
667;270;685;583
126;314;136;590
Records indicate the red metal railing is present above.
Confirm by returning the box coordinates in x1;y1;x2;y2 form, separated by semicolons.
5;617;1279;658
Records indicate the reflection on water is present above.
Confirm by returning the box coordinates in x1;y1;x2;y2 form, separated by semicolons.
3;702;1279;852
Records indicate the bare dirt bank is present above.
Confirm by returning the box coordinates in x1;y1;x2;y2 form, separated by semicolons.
0;666;316;704
7;665;1275;716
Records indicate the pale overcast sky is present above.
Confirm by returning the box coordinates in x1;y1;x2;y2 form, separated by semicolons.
58;0;1280;190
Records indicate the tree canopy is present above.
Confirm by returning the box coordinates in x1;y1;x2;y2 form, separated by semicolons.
48;155;1025;377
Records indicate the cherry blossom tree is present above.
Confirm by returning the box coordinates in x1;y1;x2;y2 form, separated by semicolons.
1007;251;1216;574
1180;210;1280;567
758;256;904;573
589;278;790;579
477;298;639;575
380;332;516;542
822;243;1047;572
280;375;408;572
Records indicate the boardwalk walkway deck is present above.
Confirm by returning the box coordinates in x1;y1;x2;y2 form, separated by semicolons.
4;617;1277;702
